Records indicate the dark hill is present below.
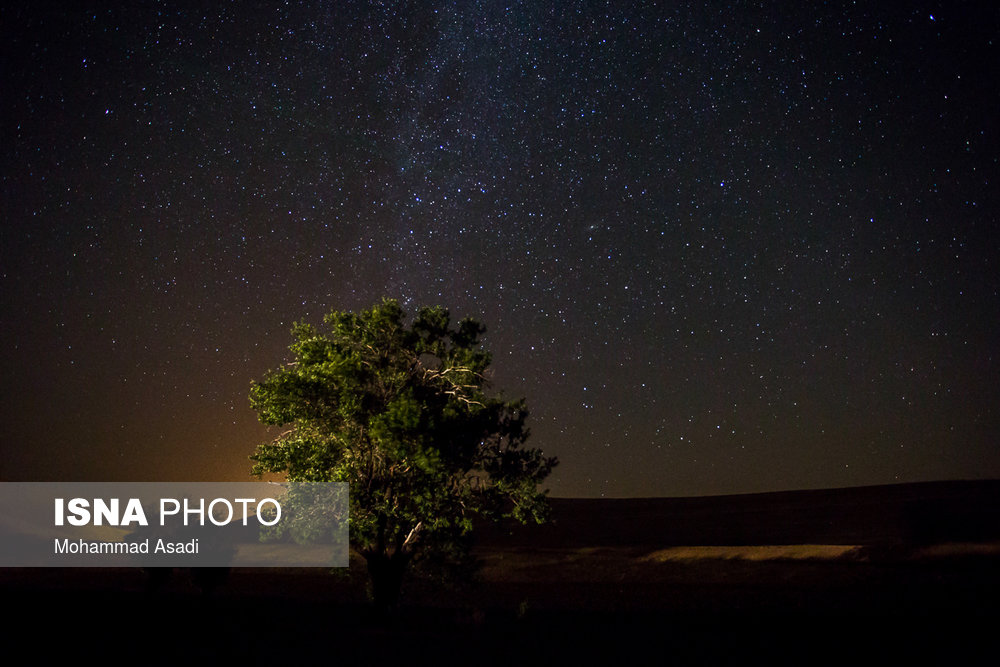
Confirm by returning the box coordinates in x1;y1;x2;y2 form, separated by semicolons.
477;480;1000;548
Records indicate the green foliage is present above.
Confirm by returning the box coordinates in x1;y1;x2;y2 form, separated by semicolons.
258;483;348;549
249;298;557;602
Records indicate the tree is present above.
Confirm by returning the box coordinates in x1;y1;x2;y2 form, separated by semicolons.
248;298;557;610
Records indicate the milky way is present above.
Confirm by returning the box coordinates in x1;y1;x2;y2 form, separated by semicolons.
2;2;997;496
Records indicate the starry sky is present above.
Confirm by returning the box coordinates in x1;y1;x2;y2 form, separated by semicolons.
2;1;997;497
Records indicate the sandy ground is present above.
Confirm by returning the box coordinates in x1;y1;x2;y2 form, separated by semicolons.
4;480;999;664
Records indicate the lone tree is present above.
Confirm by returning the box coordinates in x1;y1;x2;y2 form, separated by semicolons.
249;298;557;610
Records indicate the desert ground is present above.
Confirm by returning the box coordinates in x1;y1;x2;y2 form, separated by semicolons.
3;480;998;664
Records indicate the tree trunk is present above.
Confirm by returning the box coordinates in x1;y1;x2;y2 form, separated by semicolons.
364;550;409;614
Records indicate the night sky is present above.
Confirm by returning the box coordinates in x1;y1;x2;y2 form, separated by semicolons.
2;2;997;497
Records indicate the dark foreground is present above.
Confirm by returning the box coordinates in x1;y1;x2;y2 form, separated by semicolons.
4;481;999;665
4;558;997;665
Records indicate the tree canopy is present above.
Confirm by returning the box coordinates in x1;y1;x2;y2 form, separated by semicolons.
249;298;557;608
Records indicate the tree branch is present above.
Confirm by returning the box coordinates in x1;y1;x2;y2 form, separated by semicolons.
402;521;423;550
